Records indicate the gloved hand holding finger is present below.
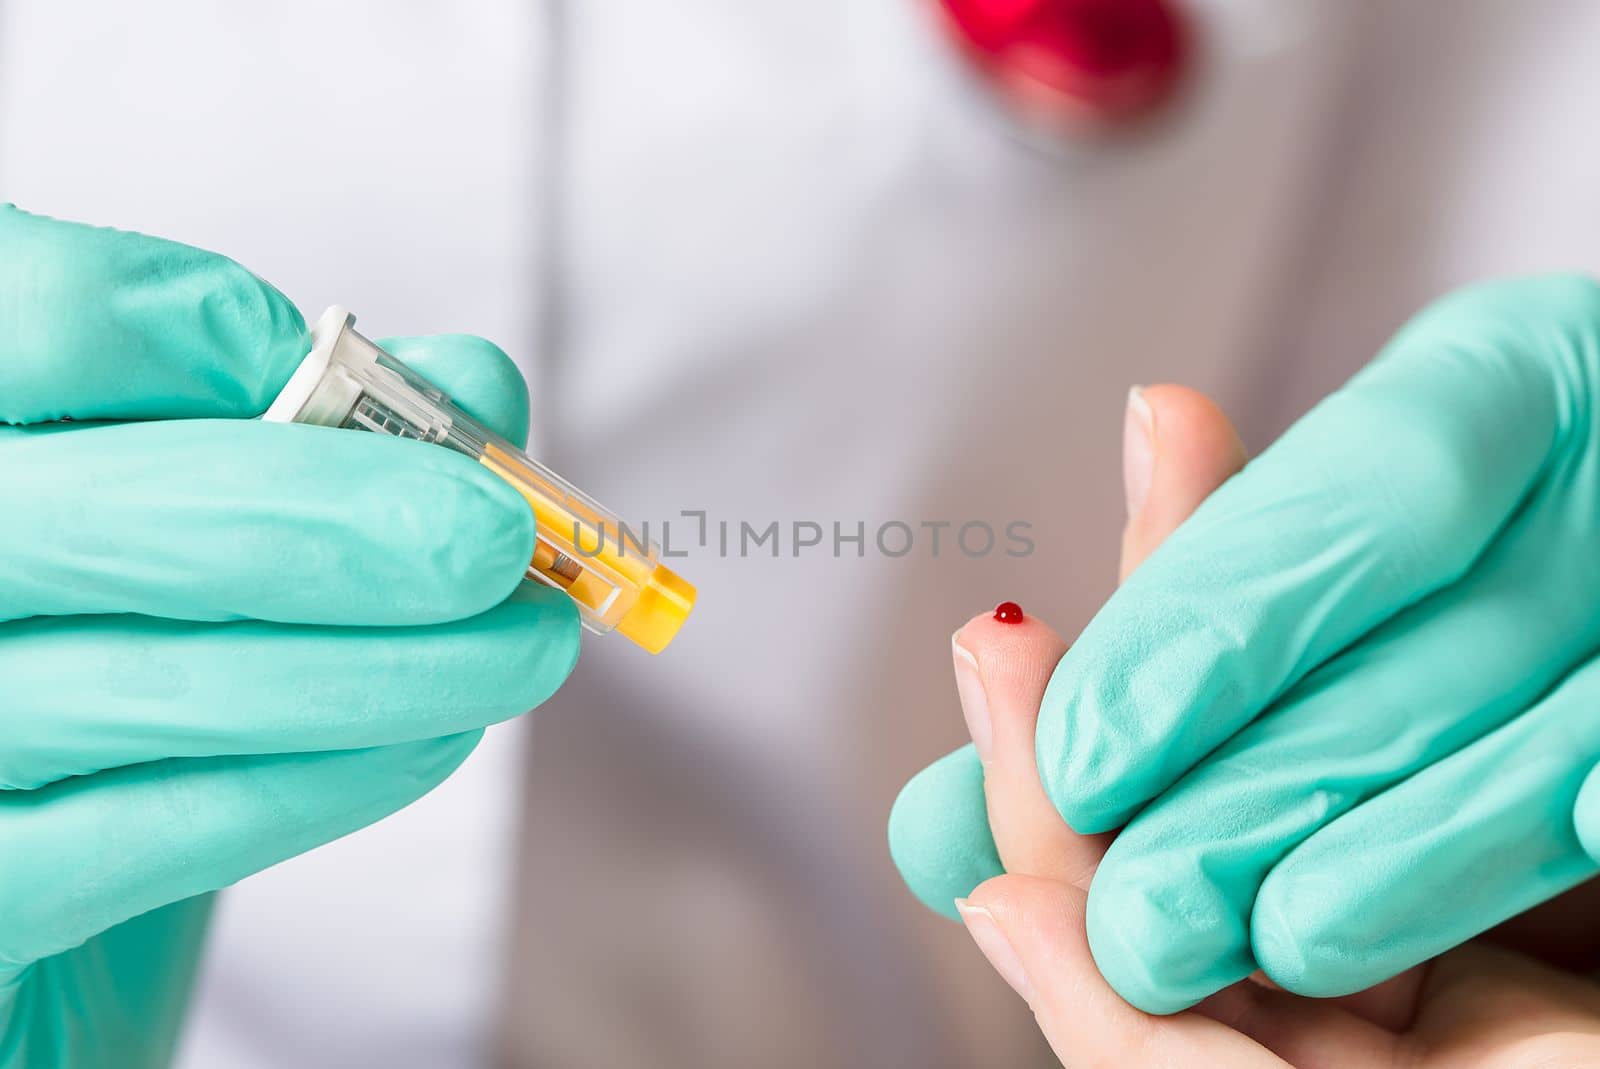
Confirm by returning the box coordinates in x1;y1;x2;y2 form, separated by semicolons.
1036;277;1600;1013
932;383;1600;1067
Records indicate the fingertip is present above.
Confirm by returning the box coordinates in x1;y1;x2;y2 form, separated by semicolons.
1252;839;1421;999
0;206;309;422
1121;383;1247;576
965;872;1081;926
1084;914;1166;1014
954;607;1105;881
960;873;1007;910
1085;836;1254;1014
1033;671;1129;835
952;606;1065;765
1251;865;1358;998
888;746;1003;921
196;253;308;412
499;582;585;710
1033;671;1074;810
1140;385;1247;497
390;584;582;730
1081;870;1203;1017
1137;385;1246;461
964;874;1101;1019
380;334;531;447
386;448;539;621
952;609;1069;672
972;875;1303;1067
1573;763;1600;861
1249;882;1305;990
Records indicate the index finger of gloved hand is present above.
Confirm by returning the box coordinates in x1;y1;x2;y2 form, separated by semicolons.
0;419;534;625
1572;763;1600;864
1038;275;1600;834
0;205;308;424
0;732;482;970
953;609;1109;885
378;335;532;449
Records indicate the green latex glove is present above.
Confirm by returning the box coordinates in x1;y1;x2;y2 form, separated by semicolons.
891;276;1600;1014
0;205;580;1066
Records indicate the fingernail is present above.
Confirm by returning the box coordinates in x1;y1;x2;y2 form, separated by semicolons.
1123;385;1155;519
952;632;992;764
956;899;1031;1001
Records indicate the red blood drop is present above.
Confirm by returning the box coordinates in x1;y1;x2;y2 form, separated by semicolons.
994;601;1025;624
935;0;1188;127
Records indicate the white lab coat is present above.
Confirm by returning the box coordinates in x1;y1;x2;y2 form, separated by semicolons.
3;1;1600;1066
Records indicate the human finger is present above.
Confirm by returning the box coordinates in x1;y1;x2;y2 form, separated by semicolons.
1119;383;1247;581
0;418;536;625
953;607;1103;883
960;875;1332;1068
378;333;532;450
0;204;306;424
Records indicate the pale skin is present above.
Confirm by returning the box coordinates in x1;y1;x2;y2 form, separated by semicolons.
952;385;1600;1067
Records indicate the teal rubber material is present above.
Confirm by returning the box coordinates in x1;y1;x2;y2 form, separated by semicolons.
886;745;1003;922
0;206;580;1066
889;276;1600;1014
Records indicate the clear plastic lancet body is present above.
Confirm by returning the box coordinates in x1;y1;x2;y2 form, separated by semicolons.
264;307;695;653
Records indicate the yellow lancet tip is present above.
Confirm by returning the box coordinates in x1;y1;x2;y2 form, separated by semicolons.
615;565;697;654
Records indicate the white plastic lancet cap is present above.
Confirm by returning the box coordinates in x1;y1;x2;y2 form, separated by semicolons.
262;306;355;423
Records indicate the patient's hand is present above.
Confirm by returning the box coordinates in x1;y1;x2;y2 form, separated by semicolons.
951;385;1600;1067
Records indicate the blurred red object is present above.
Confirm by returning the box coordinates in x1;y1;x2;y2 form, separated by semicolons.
934;0;1189;129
